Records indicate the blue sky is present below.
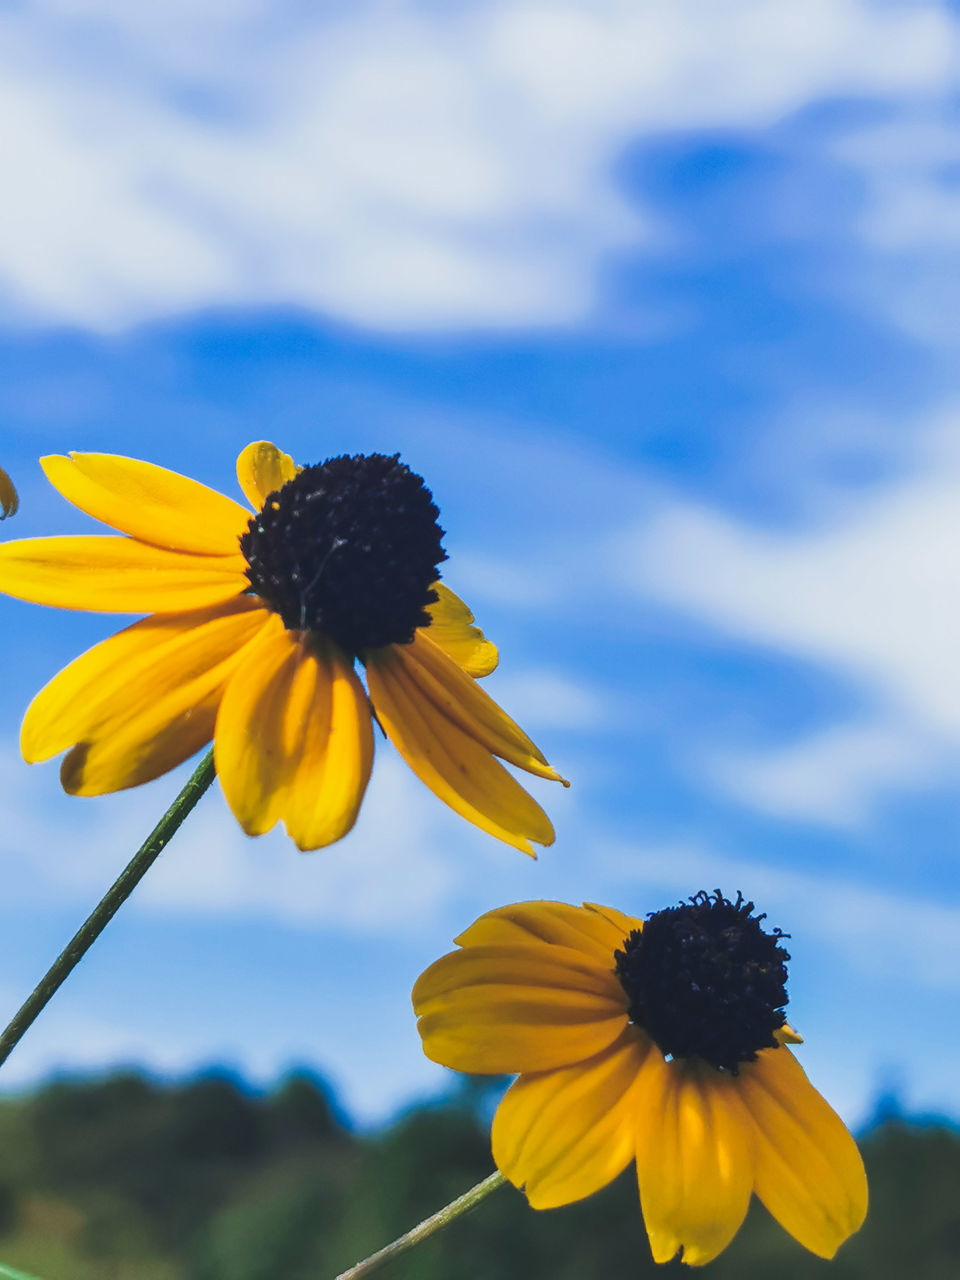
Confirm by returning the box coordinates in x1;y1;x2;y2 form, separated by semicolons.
1;0;959;1129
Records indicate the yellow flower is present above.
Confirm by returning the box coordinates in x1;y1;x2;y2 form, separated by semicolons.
413;892;867;1266
0;442;565;852
0;466;18;519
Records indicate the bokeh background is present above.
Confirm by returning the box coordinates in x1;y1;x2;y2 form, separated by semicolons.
1;0;959;1159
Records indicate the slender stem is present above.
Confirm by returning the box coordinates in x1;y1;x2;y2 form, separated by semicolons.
335;1171;507;1280
0;749;216;1069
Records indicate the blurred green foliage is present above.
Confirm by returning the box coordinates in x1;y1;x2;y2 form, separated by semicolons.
0;1069;953;1279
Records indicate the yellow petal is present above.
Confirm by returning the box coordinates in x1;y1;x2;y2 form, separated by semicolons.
236;441;298;510
0;536;248;613
23;596;268;763
455;900;630;966
280;641;374;851
215;621;309;837
387;632;564;782
737;1046;868;1258
366;649;555;854
493;1030;650;1208
413;943;627;1073
20;599;271;795
415;942;621;1004
635;1055;754;1267
0;467;18;519
215;624;373;848
423;582;498;677
41;453;251;556
584;902;646;939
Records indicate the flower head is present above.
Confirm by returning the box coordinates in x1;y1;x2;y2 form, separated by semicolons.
0;466;17;519
413;893;867;1266
0;443;565;852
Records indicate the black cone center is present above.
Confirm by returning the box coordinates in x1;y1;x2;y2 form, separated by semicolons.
614;890;790;1072
241;453;447;655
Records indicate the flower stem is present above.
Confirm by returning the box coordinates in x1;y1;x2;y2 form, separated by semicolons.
334;1170;507;1280
0;749;217;1069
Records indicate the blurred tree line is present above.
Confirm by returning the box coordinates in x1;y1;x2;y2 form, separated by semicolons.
0;1069;954;1279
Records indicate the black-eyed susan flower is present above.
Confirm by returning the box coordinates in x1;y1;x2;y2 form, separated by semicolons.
413;891;867;1267
0;467;17;519
0;443;565;852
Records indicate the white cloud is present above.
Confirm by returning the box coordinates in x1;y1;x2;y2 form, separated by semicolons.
621;419;960;732
832;111;960;253
486;668;609;731
822;106;960;345
454;551;566;610
0;0;952;331
616;411;960;820
138;755;464;933
707;719;944;828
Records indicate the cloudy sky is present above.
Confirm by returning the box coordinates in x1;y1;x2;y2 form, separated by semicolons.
1;0;959;1128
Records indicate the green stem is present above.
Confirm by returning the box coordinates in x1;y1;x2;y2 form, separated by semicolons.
0;749;216;1069
334;1171;507;1280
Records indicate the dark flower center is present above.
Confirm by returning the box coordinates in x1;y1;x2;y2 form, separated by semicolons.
240;453;447;656
614;890;789;1072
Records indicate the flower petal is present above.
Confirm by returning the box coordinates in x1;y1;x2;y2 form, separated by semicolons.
736;1046;868;1259
366;648;555;854
41;453;251;556
215;624;373;849
635;1055;755;1267
455;900;631;966
20;599;270;795
0;536;248;613
278;641;374;851
584;902;645;939
416;942;620;1004
423;583;498;677
236;441;298;510
778;1023;803;1045
413;942;627;1073
388;632;564;782
213;619;295;836
493;1030;650;1209
0;466;18;519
